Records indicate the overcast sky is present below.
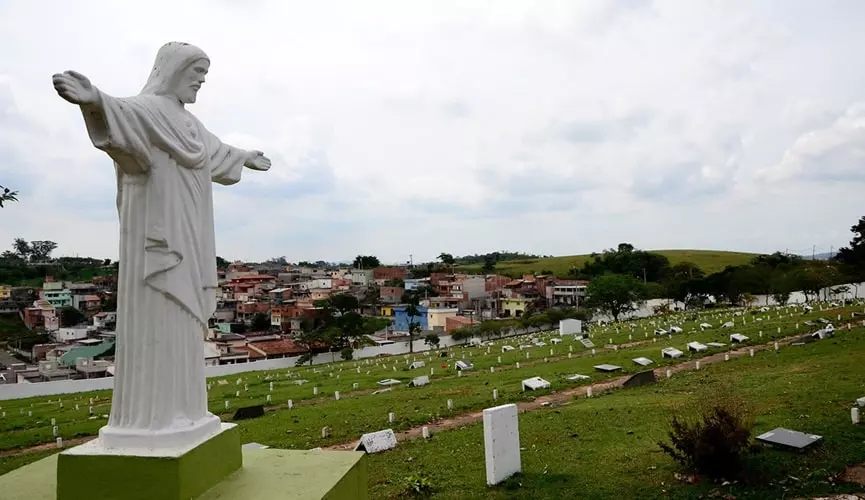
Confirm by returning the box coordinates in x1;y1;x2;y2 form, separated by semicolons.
1;1;863;264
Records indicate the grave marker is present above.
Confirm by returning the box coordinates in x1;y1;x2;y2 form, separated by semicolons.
483;404;522;485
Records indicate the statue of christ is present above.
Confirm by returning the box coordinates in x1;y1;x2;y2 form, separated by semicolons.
52;42;270;450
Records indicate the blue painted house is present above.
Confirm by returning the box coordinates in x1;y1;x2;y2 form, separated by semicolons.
392;305;428;332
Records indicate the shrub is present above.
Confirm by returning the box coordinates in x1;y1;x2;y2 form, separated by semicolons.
400;473;434;497
659;393;753;480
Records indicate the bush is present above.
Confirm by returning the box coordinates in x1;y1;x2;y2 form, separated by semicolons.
339;347;353;361
659;393;753;480
400;473;434;497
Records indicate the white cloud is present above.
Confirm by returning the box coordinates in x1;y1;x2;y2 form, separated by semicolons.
0;0;863;263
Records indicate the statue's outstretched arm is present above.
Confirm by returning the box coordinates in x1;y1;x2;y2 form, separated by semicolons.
52;71;100;107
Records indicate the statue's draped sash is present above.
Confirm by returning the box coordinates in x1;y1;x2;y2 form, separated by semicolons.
81;92;245;437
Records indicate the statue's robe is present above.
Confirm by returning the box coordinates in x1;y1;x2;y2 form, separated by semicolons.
81;91;245;445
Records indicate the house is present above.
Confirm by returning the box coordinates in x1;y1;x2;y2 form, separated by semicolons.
246;338;306;359
203;342;222;366
54;326;92;343
0;285;11;300
236;301;271;322
392;305;429;332
73;294;102;315
58;340;115;368
501;297;531;318
22;299;58;331
379;286;404;304
403;278;429;292
92;311;117;329
42;288;72;308
545;280;588;307
373;266;407;285
74;357;113;378
427;308;459;332
268;287;293;304
445;315;476;333
349;269;373;286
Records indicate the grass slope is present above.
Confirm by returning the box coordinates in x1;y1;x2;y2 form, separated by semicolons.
456;249;759;278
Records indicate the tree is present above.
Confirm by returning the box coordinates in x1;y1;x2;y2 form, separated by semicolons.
438;253;455;266
353;255;380;269
405;300;422;353
60;306;86;327
329;294;360;315
13;238;31;259
29;241;57;261
585;273;647;322
423;333;440;348
0;185;18;207
835;216;865;278
216;256;229;269
481;254;496;273
250;312;271;332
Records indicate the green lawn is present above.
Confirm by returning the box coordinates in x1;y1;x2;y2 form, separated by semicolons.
0;302;863;498
456;249;759;278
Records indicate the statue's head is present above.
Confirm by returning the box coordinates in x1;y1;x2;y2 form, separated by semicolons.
141;42;210;104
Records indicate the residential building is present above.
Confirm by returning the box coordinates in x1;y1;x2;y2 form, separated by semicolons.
545;280;588;307
427;307;459;332
42;288;72;308
92;311;117;329
54;326;92;343
501;297;531;318
392;304;429;332
246;338;306;359
379;286;404;304
445;315;476;333
349;269;373;286
373;266;407;285
0;285;11;300
73;294;102;315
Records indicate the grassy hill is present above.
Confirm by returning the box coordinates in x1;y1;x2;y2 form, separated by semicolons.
456;249;760;278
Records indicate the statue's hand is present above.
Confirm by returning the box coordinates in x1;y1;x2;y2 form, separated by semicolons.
244;151;271;171
52;71;98;105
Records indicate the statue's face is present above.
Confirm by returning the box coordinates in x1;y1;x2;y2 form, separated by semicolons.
174;58;209;104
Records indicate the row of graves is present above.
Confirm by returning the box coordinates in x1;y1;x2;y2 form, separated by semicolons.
2;300;862;460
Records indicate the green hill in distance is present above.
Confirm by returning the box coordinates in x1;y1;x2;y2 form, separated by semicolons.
455;249;761;278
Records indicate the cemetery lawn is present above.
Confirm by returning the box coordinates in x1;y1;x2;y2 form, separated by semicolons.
456;249;758;277
0;303;862;498
366;328;865;499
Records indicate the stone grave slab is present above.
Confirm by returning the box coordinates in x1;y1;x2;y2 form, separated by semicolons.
354;429;397;454
687;341;708;352
632;357;653;366
593;364;622;372
410;376;430;387
408;361;425;370
706;342;726;348
455;360;474;371
376;379;401;386
669;326;683;334
623;370;657;388
521;377;551;391
580;338;595;348
483;404;521;485
730;333;749;343
756;428;822;450
501;345;515;352
662;347;684;359
722;321;735;328
565;374;590;381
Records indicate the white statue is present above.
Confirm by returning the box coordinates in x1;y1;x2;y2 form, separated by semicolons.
52;42;270;450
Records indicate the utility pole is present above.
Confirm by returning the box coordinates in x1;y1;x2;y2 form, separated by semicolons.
812;245;816;261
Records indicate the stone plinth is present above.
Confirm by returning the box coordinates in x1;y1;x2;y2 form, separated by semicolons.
0;440;367;500
58;423;241;500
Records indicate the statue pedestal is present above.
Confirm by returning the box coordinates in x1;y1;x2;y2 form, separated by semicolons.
0;431;368;500
58;423;241;500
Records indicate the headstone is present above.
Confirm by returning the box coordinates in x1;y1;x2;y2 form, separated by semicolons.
422;426;431;439
410;376;430;387
623;370;656;388
756;428;822;449
287;400;293;409
233;405;264;420
687;341;708;352
355;429;397;454
483;404;522;485
521;377;551;391
852;407;860;425
447;399;453;410
388;412;395;423
493;389;498;401
662;347;684;359
334;391;340;401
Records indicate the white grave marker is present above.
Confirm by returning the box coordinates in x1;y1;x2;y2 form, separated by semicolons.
355;429;398;453
483;404;522;486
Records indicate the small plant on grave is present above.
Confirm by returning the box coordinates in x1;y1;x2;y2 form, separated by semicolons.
399;473;434;497
658;388;753;481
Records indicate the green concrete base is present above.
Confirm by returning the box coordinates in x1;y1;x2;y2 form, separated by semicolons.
57;424;242;500
0;446;367;500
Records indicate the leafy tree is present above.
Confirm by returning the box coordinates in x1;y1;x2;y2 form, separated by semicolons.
579;243;671;282
216;256;229;269
769;271;794;306
481;255;496;273
585;273;647;321
0;185;18;207
340;347;354;360
405;299;422;353
250;312;271;332
353;255;380;269
29;241;57;261
438;253;455;266
13;238;31;259
59;306;86;327
835;215;865;278
329;293;360;315
423;333;440;348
